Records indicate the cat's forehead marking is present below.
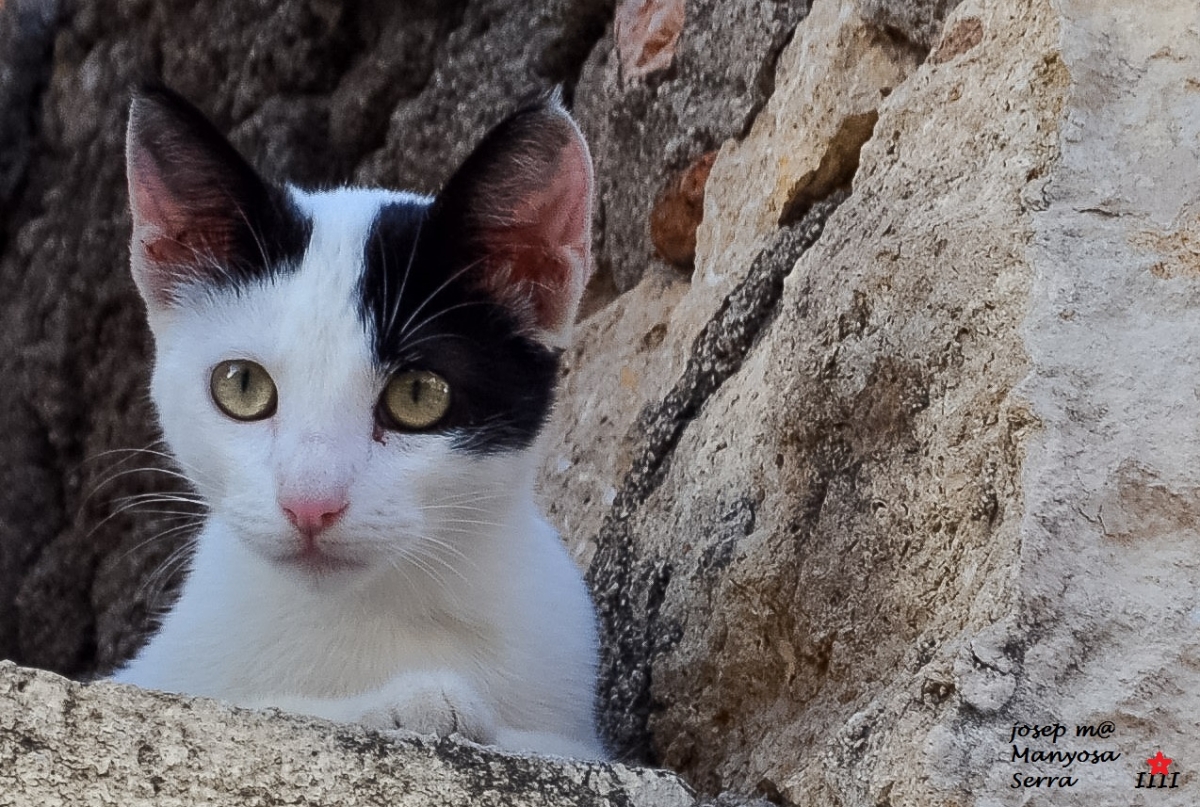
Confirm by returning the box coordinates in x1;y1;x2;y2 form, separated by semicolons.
290;187;424;278
233;188;414;424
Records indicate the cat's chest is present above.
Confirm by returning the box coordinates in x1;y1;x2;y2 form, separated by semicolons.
215;594;497;697
180;540;500;697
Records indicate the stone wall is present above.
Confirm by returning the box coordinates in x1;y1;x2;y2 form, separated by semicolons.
0;661;700;807
4;0;1200;804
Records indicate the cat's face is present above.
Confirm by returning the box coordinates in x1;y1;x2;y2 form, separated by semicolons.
126;87;592;589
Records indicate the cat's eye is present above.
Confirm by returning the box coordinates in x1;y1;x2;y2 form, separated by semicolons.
382;370;451;430
210;360;277;421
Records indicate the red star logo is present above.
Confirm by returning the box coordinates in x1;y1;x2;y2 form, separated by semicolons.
1147;751;1173;776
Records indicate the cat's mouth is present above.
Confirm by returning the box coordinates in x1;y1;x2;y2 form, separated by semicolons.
272;545;366;577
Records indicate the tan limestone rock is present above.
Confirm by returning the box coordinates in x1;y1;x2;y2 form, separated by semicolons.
631;0;1061;797
570;0;1200;802
695;0;923;316
0;661;697;807
541;268;691;566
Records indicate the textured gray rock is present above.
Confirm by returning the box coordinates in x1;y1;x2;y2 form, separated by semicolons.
862;0;961;49
0;661;697;807
574;0;809;292
0;0;57;218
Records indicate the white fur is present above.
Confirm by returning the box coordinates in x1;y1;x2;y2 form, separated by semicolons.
115;187;605;759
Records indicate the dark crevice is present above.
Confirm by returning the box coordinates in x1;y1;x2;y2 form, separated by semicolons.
0;0;64;249
736;6;808;141
536;0;615;109
588;191;849;763
779;112;878;226
616;193;847;519
336;0;470;159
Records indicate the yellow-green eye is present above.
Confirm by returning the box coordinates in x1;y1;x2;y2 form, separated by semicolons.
210;360;277;421
382;370;451;430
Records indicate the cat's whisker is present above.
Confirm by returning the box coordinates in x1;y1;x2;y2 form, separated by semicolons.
394;547;454;594
111;489;206;502
384;212;425;340
406;529;474;562
410;547;468;585
425;488;508;501
233;203;274;275
84;444;165;466
434;517;509;530
384;555;430;604
419;496;509;510
417;501;506;513
110;493;207;509
378;226;392;339
84;465;197;507
136;539;199;608
116;519;203;567
113;509;205;522
392;257;486;343
85;444;214;489
385;331;473;355
395;300;495;354
84;497;196;542
97;497;206;533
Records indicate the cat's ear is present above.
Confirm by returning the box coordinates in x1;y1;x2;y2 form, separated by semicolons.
126;86;300;316
432;93;594;347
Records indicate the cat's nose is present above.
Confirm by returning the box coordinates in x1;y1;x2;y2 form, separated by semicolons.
280;496;348;537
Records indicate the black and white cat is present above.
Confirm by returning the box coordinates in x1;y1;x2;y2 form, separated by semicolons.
112;86;604;759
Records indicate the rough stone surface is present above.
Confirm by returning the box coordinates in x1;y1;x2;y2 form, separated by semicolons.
585;0;1061;795
650;150;716;269
0;0;62;688
1010;0;1200;800
861;0;961;50
0;662;697;807
575;0;810;293
614;0;685;84
564;0;1200;801
0;0;56;221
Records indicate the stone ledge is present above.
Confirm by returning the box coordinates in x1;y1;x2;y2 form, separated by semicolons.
0;661;696;807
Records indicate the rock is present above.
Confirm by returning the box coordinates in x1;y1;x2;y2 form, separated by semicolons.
650;150;717;270
861;0;962;50
0;661;698;806
930;14;984;63
696;0;923;312
614;0;686;84
582;0;1064;792
0;0;57;217
575;0;809;292
565;0;1200;802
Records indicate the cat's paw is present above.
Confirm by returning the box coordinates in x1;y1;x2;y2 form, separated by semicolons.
356;670;498;744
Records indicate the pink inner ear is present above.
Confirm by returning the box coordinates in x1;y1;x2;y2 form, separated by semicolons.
128;149;237;303
476;137;593;335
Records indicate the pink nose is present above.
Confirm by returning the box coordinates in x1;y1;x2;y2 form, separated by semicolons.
280;497;348;536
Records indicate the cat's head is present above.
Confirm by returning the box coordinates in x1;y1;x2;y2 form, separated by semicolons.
125;85;592;589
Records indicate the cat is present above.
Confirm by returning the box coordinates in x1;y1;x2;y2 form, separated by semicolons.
111;85;605;760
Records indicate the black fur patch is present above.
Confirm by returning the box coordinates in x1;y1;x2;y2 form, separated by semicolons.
132;85;312;292
358;200;559;455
